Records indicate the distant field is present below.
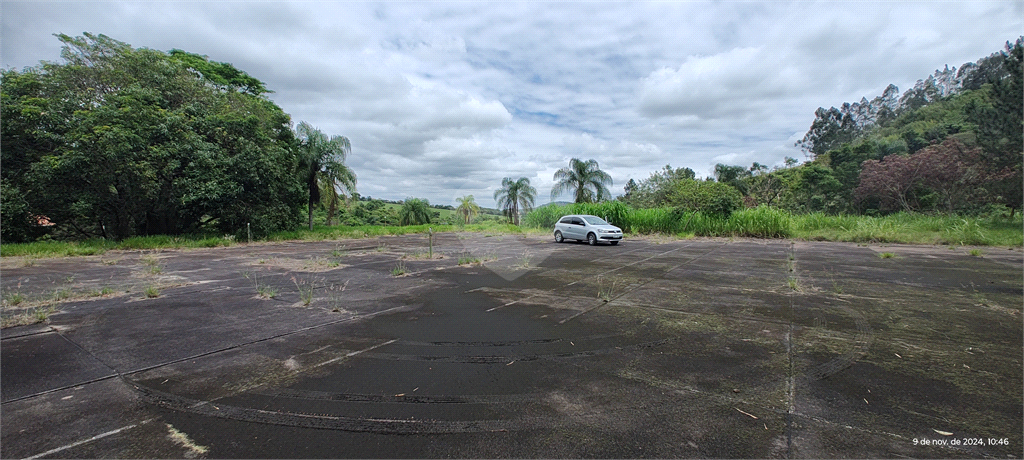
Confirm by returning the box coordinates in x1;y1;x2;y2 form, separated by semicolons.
375;203;504;220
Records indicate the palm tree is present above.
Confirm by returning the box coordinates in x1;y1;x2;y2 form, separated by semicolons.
296;121;356;230
399;198;431;225
551;158;613;203
318;164;357;225
455;195;481;224
493;177;536;226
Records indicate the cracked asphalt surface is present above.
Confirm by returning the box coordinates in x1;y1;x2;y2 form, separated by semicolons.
2;233;1021;458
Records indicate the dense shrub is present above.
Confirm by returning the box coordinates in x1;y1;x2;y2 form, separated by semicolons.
669;179;744;217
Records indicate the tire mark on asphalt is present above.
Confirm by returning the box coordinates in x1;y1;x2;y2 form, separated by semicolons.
484;242;697;313
558;241;727;324
254;389;545;404
122;305;413;377
356;337;677;364
785;241;796;457
24;418;156;460
4;306;415;406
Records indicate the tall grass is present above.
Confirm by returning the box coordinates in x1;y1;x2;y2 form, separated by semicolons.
525;203;791;238
791;212;1023;246
3;207;1019;259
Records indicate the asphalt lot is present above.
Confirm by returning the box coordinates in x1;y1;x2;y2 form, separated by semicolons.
2;233;1021;458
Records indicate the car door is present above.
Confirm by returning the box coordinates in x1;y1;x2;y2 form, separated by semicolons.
556;216;572;239
569;217;585;240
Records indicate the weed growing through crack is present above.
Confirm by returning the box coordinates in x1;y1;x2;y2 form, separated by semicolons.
141;254;164;274
53;288;71;301
258;283;278;298
324;279;351;313
144;286;159;298
515;250;532;269
376;243;388;253
32;305;55;323
244;272;278;299
458;254;481;265
597;277;618;302
878;252;896;259
824;268;843;294
391;261;407;276
3;293;25;306
969;248;983;257
0;305;56;328
787;277;800;291
291;275;321;305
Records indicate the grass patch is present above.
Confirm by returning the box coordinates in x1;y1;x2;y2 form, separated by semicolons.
3;293;25;306
144;286;160;298
0;305;57;328
4;210;1019;260
878;252;897;259
87;286;116;297
391;261;407;277
140;254;164;274
458;255;481;265
52;288;71;301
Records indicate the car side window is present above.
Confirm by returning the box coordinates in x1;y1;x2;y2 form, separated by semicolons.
571;217;583;226
558;217;572;224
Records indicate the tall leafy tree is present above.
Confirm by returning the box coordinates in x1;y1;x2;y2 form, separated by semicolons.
972;38;1023;216
455;195;481;224
619;165;695;208
713;164;751;194
796;107;859;158
551;158;613;203
1;33;305;240
494;177;536;225
295;122;356;230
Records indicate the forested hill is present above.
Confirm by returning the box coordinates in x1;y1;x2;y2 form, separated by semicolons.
797;37;1023;158
788;37;1023;215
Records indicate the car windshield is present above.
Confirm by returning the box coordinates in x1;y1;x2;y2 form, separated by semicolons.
582;216;608;225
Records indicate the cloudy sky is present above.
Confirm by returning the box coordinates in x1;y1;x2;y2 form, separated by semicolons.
3;1;1021;207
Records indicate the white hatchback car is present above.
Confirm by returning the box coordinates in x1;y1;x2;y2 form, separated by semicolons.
553;214;623;245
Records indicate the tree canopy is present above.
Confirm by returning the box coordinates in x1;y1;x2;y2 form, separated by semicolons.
551;158;613;203
399;198;432;225
455;195;481;224
296;122;356;230
495;177;536;225
1;33;305;242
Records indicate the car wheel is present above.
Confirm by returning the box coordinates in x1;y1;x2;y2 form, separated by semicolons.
554;231;564;243
587;233;597;246
610;241;618;245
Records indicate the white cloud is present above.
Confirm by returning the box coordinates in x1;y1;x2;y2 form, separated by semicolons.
3;1;1020;208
